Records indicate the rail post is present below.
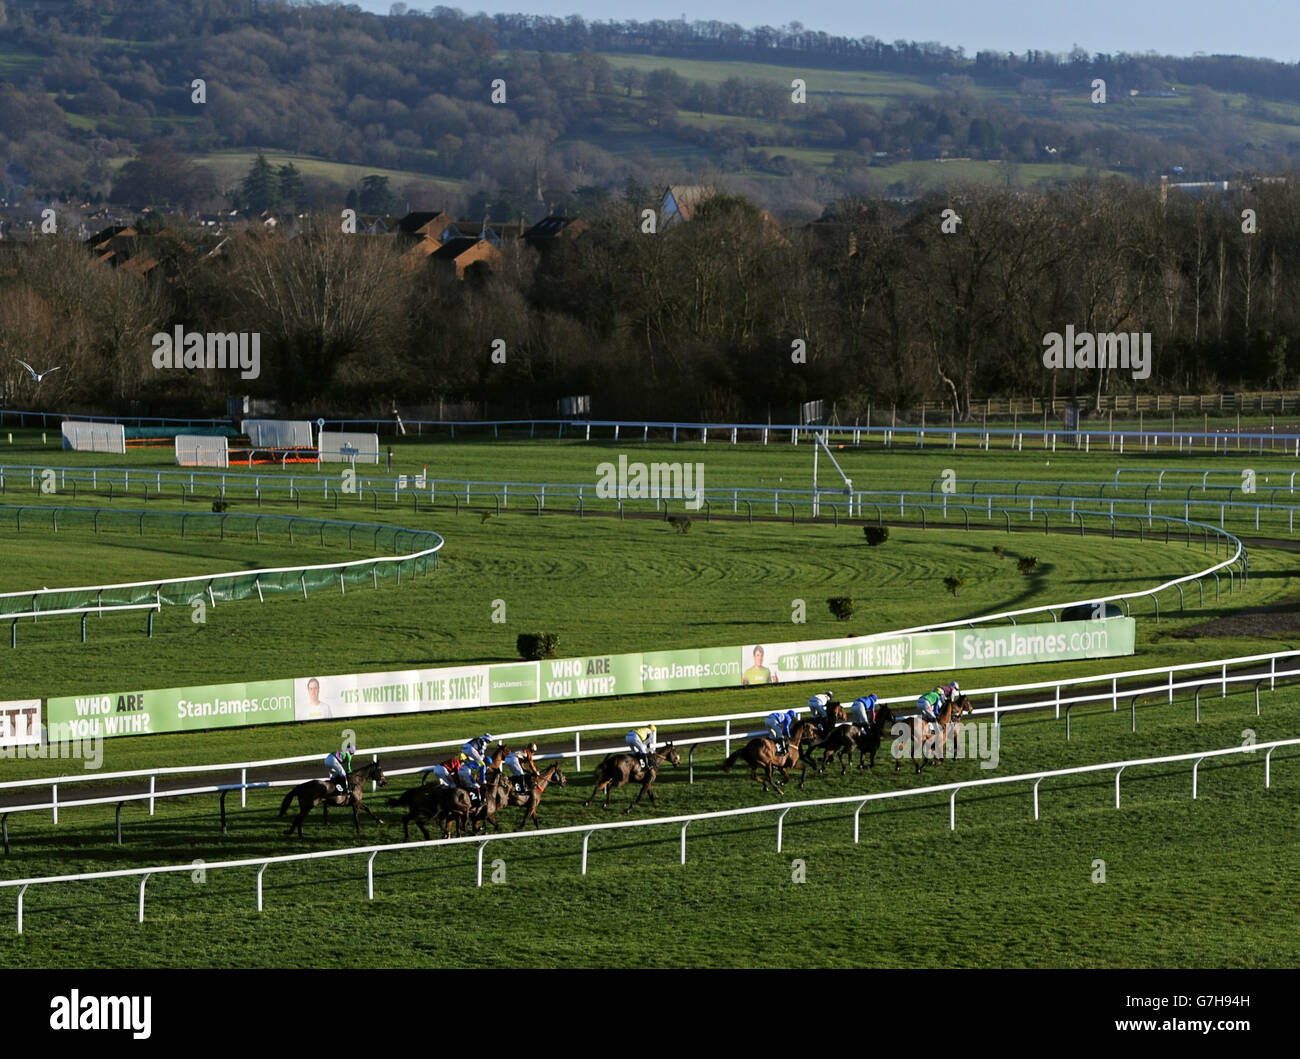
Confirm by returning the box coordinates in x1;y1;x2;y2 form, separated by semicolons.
680;822;689;865
257;862;268;911
776;807;791;852
367;850;378;899
581;830;593;875
138;873;149;923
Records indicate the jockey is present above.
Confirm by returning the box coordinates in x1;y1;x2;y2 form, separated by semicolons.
625;725;657;770
461;733;495;771
765;709;797;754
502;742;540;791
807;691;836;724
916;686;945;727
324;744;354;795
942;680;961;706
427;752;465;789
457;755;489;803
850;694;880;729
502;742;540;778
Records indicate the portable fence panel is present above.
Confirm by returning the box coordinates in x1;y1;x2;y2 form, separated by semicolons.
174;434;229;468
318;431;380;464
61;421;126;454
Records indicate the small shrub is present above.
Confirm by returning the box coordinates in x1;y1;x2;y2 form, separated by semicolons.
943;575;966;597
827;597;856;621
1017;555;1039;575
667;515;692;534
993;545;1007;560
480;512;494;524
517;632;560;660
863;526;889;546
211;500;229;512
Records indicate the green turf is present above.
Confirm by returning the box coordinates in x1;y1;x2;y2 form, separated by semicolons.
0;687;1295;968
0;431;1295;968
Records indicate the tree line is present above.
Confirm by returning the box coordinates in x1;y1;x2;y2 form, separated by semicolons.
1;178;1298;422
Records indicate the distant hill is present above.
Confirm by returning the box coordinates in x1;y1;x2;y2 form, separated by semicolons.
0;1;1297;215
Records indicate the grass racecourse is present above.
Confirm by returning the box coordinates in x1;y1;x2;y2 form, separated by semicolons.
0;428;1297;968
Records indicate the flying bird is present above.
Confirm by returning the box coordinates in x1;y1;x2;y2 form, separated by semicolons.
13;358;62;384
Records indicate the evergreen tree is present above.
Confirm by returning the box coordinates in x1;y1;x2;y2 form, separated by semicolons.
238;153;280;212
277;162;304;209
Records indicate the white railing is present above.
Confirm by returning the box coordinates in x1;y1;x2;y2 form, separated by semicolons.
3;648;1296;835
2;736;1294;934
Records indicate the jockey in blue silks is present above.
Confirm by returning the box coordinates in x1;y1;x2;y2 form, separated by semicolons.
850;694;880;729
765;709;798;753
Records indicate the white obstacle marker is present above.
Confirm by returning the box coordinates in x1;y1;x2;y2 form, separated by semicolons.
174;434;229;468
318;431;380;464
61;420;126;454
240;419;314;449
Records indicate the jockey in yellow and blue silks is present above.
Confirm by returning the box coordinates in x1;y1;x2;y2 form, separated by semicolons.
461;733;494;771
324;744;354;794
625;725;657;769
457;755;489;801
850;694;880;729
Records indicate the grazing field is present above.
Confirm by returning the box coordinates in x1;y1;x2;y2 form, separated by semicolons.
0;429;1296;969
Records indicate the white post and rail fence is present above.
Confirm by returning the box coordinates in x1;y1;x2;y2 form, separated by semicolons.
1;736;1294;934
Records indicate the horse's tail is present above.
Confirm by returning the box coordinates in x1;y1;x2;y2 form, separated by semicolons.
722;747;744;771
278;785;297;816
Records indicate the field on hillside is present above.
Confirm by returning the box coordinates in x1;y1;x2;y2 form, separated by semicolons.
0;430;1295;969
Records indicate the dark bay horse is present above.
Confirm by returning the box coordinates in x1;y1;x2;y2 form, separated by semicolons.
722;719;817;795
808;704;896;774
584;743;680;813
894;694;974;774
280;760;387;837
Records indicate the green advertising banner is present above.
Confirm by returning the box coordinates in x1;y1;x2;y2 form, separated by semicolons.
40;619;1136;737
46;680;295;739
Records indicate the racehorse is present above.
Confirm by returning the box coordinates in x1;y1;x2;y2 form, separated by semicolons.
505;763;567;828
721;719;817;795
280;760;387;837
852;703;895;769
894;694;973;774
584;743;680;813
389;782;449;841
807;704;896;774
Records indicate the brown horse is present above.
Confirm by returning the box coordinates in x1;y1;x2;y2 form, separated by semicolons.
280;760;387;837
584;743;680;813
893;694;974;774
722;719;817;794
506;763;567;828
